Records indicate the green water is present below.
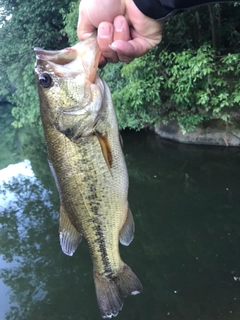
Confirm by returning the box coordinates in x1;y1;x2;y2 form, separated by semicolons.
1;108;240;320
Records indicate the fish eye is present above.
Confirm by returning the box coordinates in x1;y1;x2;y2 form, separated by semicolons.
39;73;52;88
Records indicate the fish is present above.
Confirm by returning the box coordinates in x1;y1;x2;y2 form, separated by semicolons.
34;34;142;318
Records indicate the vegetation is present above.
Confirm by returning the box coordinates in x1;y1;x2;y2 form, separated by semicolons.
0;0;71;127
102;4;240;131
0;1;240;131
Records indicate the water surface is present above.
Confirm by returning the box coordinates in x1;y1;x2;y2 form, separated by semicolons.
1;110;240;320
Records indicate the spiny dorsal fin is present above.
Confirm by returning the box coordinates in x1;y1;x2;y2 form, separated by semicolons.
119;207;135;246
59;203;82;256
95;131;113;170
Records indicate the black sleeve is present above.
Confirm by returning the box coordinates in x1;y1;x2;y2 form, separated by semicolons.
133;0;237;20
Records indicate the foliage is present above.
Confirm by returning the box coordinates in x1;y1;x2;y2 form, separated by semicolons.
60;1;79;46
1;1;240;131
103;53;162;130
101;44;240;131
62;2;240;132
0;0;71;127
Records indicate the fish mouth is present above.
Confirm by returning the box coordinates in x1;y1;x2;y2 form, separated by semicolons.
34;47;78;65
34;33;101;83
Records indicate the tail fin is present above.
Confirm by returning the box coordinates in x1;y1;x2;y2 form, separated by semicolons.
94;264;143;318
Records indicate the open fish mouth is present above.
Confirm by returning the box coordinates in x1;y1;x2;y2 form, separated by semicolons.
34;46;78;65
34;34;101;83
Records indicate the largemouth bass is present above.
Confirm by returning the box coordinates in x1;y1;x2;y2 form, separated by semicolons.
34;35;142;318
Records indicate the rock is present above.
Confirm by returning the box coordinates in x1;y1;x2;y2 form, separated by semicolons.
154;119;240;147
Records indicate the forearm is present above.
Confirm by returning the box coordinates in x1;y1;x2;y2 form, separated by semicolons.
133;0;237;19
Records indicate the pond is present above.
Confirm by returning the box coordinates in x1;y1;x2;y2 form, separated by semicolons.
1;105;240;320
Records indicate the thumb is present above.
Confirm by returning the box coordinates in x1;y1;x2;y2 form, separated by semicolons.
77;3;96;40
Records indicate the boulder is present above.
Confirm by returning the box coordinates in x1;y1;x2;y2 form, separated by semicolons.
154;119;240;147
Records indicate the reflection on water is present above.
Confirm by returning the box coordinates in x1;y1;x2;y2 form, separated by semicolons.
0;160;36;318
1;122;240;320
0;256;11;320
0;160;34;206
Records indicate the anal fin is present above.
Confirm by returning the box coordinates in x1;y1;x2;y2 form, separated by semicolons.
59;203;82;256
119;207;135;246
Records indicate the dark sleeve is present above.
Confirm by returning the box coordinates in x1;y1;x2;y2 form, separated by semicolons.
133;0;237;20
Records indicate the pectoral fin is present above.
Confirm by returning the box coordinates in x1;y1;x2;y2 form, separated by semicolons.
119;207;135;246
119;133;123;147
96;131;113;170
59;203;82;256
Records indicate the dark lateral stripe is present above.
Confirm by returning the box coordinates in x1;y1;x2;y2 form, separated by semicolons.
95;224;112;274
95;131;113;169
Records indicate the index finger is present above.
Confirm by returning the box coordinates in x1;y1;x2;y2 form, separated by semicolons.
77;2;96;40
110;35;160;62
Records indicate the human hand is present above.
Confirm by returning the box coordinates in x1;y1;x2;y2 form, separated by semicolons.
77;0;164;66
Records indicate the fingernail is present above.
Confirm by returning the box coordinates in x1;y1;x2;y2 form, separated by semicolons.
81;32;93;40
109;43;117;51
98;24;111;38
114;18;123;32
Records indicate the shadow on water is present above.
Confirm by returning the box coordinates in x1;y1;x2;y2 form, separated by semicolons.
1;108;240;320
